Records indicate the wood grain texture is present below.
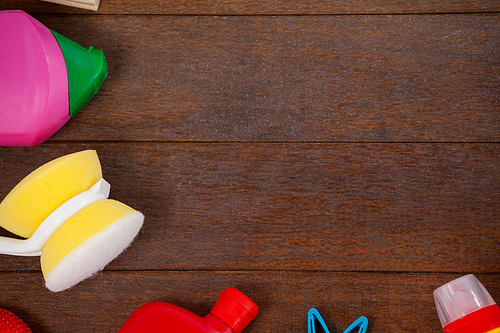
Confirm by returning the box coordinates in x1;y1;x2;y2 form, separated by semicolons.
0;1;499;333
1;271;499;333
2;0;500;14
18;14;499;143
0;143;498;273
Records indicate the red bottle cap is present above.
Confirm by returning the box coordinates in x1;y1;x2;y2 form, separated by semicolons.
210;288;258;333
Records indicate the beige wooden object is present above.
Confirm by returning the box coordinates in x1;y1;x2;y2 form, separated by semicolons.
39;0;99;11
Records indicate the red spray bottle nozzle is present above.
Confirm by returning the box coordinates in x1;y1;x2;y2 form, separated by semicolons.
210;288;259;333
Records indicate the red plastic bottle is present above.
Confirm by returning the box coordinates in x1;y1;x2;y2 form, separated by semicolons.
118;288;258;333
434;274;500;333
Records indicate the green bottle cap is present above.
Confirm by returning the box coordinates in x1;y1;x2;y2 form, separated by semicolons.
51;30;108;117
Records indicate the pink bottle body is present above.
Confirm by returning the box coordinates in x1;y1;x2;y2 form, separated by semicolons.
0;10;69;146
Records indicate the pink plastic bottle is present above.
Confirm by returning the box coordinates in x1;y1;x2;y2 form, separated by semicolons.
0;10;107;146
118;288;258;333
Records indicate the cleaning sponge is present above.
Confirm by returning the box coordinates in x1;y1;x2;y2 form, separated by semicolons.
0;150;144;292
42;199;143;292
0;150;102;238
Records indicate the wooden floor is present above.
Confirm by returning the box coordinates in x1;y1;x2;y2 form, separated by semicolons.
1;1;500;332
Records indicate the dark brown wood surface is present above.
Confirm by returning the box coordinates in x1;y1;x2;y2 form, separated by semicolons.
3;0;500;14
28;14;500;142
0;0;499;332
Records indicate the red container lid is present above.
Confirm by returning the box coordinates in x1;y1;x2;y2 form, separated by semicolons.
210;288;258;333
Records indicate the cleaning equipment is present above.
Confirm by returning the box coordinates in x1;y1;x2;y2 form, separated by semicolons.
0;10;107;146
0;309;32;333
308;308;368;333
118;287;258;333
434;274;500;333
39;0;100;11
0;150;144;292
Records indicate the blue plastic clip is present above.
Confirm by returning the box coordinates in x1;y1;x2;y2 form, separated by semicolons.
308;308;368;333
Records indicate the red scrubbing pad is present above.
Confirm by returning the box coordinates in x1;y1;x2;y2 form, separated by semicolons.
0;309;31;333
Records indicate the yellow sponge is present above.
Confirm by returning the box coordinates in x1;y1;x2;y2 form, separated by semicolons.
0;150;102;238
0;149;144;292
41;199;143;292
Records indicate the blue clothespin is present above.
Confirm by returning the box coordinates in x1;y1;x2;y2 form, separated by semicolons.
308;308;368;333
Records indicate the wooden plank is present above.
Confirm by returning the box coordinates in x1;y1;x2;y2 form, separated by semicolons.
2;0;500;14
1;143;499;272
18;14;499;143
0;271;499;332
